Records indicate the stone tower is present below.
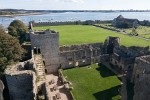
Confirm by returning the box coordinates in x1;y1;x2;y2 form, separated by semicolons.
103;36;120;54
30;30;59;74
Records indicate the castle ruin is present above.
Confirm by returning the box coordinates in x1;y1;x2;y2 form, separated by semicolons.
5;28;150;100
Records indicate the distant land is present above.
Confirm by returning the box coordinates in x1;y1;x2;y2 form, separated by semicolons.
1;9;150;17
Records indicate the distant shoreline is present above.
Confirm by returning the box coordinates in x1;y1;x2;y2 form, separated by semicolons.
0;12;49;17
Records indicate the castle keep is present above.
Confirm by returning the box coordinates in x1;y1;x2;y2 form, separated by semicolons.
30;30;59;74
5;28;150;100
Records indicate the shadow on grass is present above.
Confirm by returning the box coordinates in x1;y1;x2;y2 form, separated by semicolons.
96;63;115;78
93;85;121;100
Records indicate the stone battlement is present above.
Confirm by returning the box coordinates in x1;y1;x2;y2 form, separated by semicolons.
31;30;58;35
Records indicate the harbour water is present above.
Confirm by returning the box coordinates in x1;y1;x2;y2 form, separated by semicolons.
1;12;150;28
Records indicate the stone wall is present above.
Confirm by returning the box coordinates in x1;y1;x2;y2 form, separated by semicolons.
30;30;59;74
103;36;120;54
103;36;150;80
5;59;37;100
32;21;80;27
132;55;150;100
31;20;112;27
112;46;150;71
59;43;103;69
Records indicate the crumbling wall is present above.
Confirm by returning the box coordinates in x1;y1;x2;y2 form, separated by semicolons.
59;43;103;69
132;56;150;100
114;46;150;58
103;36;120;54
133;75;150;100
6;72;36;100
110;45;150;78
5;60;37;100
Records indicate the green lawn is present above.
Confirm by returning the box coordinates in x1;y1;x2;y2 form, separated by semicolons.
62;64;121;100
125;26;150;34
144;34;150;39
34;25;150;47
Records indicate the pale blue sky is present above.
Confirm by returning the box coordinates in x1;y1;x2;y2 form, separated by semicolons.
0;0;149;10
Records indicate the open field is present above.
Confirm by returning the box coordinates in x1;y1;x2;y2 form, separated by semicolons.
96;24;150;39
62;64;121;100
125;26;150;38
34;25;150;47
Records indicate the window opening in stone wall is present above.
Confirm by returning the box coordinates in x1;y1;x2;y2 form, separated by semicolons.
38;48;41;54
34;48;37;54
45;69;47;74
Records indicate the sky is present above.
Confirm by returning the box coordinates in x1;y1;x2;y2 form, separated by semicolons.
0;0;150;10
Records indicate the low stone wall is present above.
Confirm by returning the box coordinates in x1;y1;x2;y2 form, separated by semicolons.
31;20;113;27
93;24;120;32
58;69;74;100
33;21;79;27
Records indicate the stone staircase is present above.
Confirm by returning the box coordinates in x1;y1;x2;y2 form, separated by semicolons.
34;55;46;86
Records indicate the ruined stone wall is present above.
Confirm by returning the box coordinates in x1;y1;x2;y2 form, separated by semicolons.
5;59;37;100
111;46;150;73
132;56;150;82
114;46;150;58
103;36;120;54
132;55;150;100
59;43;103;69
30;30;59;74
104;36;150;80
6;72;36;100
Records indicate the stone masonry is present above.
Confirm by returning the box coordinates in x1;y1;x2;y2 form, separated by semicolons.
5;59;37;100
30;30;59;74
59;43;103;69
132;55;150;100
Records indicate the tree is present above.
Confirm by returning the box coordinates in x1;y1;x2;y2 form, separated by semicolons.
130;28;138;36
8;20;28;44
0;26;25;72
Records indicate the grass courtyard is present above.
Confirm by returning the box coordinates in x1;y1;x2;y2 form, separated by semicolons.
34;25;150;47
62;64;121;100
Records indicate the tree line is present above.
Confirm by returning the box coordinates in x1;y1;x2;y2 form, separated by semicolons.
0;20;27;75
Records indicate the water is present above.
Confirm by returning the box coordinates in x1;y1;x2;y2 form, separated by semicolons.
1;12;150;28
